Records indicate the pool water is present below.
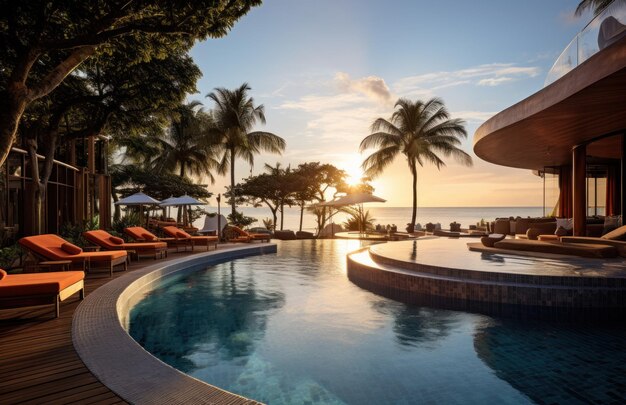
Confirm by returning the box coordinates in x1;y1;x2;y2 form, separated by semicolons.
129;240;626;404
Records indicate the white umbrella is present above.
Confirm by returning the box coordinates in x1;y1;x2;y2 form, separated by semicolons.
319;192;386;207
317;192;386;235
159;195;205;226
159;194;204;206
114;192;161;226
115;192;161;206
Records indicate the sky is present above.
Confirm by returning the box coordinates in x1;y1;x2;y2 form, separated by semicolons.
188;0;590;207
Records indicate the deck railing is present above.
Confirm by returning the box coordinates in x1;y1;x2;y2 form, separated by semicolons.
545;0;626;86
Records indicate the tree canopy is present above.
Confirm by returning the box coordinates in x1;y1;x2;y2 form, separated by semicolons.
0;0;262;168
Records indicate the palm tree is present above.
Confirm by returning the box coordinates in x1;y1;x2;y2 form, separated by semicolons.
152;101;220;182
575;0;613;16
206;83;285;216
360;98;472;231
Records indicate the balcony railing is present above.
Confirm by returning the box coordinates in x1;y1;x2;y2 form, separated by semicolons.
545;0;626;86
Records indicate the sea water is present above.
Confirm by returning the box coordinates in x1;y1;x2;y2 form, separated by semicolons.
194;206;544;231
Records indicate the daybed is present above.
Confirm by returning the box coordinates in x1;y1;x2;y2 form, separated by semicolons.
560;225;626;257
19;234;127;277
493;239;618;258
224;226;271;243
0;268;85;318
83;230;168;260
161;226;218;251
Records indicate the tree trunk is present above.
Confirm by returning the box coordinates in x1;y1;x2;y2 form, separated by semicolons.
280;202;285;230
0;89;28;169
26;138;45;234
113;192;121;221
410;161;417;231
299;202;304;232
272;209;278;232
0;46;96;169
230;148;236;217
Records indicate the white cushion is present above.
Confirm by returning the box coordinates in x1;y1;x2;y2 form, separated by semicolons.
556;218;573;230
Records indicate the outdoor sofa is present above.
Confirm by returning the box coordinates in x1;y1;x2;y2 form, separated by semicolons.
19;234;127;277
0;268;85;318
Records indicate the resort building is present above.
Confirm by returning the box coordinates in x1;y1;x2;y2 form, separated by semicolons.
474;1;626;236
1;136;112;240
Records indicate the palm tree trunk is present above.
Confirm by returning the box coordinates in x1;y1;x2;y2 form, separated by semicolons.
230;147;236;217
410;161;417;231
280;202;285;230
299;202;304;232
178;164;185;223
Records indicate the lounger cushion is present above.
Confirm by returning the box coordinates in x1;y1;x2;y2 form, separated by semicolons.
109;236;125;245
0;271;84;297
61;242;83;255
142;232;156;241
19;234;127;264
601;225;626;241
481;233;505;247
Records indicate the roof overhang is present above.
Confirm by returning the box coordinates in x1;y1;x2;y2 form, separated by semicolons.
473;36;626;171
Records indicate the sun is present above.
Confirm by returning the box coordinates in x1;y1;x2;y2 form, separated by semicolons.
343;156;364;186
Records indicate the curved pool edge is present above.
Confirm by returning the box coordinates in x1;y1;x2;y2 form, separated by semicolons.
72;244;276;405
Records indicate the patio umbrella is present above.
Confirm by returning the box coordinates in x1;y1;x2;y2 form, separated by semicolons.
318;192;387;235
114;192;161;226
159;196;177;219
159;195;205;226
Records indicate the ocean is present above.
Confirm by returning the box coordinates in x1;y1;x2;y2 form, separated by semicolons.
193;206;544;232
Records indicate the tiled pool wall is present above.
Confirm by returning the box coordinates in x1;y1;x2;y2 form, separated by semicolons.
73;244;276;405
347;252;626;321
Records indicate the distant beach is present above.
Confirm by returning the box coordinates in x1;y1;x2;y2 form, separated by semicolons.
195;206;544;232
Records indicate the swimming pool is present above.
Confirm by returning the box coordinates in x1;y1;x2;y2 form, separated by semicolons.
129;240;626;404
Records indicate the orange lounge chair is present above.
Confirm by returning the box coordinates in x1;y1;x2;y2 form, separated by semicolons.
225;226;271;243
0;268;84;318
19;234;127;277
161;226;218;251
83;230;168;260
124;226;173;243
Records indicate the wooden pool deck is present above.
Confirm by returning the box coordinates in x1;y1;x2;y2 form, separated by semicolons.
0;245;240;404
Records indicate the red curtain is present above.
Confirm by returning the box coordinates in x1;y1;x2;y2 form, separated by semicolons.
558;165;573;218
606;165;620;215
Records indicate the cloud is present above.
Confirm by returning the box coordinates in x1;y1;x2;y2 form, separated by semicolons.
394;63;540;93
477;77;514;86
452;110;498;123
335;72;393;104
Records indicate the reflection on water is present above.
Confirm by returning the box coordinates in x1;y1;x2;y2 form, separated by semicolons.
129;240;626;404
130;261;286;372
474;320;626;404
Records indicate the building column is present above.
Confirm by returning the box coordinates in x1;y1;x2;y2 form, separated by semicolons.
622;134;626;217
572;144;587;236
88;136;95;173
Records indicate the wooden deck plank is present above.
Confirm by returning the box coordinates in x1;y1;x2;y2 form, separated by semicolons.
0;247;223;404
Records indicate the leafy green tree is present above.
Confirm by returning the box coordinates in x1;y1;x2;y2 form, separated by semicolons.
231;170;296;231
341;206;376;232
298;163;347;234
111;164;211;202
360;98;472;231
0;0;262;169
206;83;285;217
20;42;201;233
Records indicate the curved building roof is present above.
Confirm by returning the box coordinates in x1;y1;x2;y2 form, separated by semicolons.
474;36;626;171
